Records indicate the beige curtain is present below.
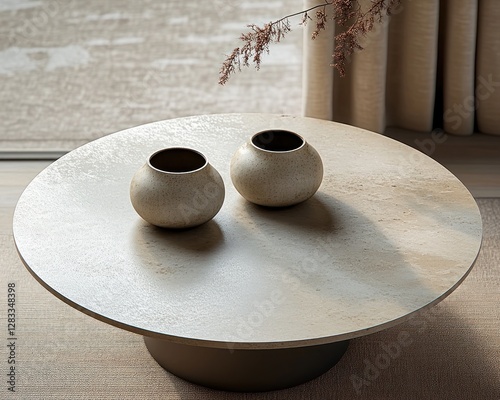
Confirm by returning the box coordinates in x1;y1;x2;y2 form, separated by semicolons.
302;0;500;135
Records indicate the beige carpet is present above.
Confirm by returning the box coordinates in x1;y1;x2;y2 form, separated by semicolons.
1;198;498;399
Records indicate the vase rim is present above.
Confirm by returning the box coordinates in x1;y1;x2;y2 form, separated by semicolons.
250;129;305;153
148;147;208;174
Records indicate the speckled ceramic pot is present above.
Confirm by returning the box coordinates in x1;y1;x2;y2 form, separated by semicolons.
230;130;323;207
130;148;225;228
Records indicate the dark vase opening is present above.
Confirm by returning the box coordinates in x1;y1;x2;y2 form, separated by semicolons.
252;130;304;152
149;148;207;173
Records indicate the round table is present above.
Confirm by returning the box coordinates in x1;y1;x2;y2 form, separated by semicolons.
13;114;482;392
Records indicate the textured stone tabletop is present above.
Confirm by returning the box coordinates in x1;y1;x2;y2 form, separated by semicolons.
13;114;482;349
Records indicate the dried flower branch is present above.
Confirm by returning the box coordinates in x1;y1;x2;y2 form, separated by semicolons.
311;7;328;40
219;0;400;85
333;0;400;76
219;19;291;85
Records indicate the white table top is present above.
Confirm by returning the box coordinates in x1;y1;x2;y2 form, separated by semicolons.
13;114;482;349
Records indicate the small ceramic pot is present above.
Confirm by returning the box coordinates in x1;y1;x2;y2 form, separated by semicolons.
130;148;225;228
230;130;323;207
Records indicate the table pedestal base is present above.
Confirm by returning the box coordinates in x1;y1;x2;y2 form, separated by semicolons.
144;336;349;392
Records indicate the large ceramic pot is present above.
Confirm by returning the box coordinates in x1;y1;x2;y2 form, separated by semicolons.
230;130;323;207
130;147;225;228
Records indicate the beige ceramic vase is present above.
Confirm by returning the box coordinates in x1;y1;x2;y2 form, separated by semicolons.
230;130;323;207
130;148;225;228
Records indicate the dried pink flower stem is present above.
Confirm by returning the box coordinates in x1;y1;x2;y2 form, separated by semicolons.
219;0;400;85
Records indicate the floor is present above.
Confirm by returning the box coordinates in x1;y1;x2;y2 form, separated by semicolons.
0;161;49;235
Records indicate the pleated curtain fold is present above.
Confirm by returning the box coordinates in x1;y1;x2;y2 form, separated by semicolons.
302;0;500;135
